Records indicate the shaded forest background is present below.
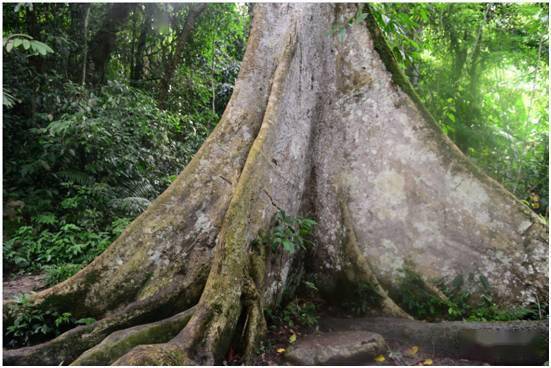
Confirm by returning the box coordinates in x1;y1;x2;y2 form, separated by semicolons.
3;3;548;290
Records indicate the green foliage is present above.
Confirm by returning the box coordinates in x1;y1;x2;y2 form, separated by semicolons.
3;216;112;272
4;295;95;348
3;33;54;55
256;211;316;254
265;299;318;329
2;33;53;108
283;301;318;328
340;281;382;316
164;4;249;115
3;80;204;274
3;3;249;278
370;3;549;215
439;274;548;322
391;266;548;321
390;266;449;321
330;4;368;42
44;263;82;286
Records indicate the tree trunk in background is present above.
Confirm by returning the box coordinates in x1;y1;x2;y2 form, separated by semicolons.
4;4;547;366
158;4;208;108
88;4;135;85
80;4;91;85
468;4;491;104
130;4;154;86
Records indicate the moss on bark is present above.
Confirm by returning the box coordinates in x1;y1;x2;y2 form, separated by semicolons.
3;4;547;366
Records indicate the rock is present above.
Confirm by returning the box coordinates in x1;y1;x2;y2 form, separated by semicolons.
284;330;386;365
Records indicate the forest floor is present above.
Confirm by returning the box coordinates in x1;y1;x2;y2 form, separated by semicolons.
2;273;47;300
247;304;490;366
0;275;532;366
252;333;488;366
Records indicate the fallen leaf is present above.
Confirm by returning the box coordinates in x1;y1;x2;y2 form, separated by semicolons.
406;346;419;356
276;348;286;354
289;334;297;344
374;354;385;362
422;358;433;365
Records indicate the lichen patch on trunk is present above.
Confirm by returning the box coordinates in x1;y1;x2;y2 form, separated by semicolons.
3;4;547;366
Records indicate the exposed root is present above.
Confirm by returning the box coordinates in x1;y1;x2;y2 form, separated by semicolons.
112;276;267;365
339;195;413;319
3;284;199;365
112;308;213;365
113;342;190;365
240;277;268;363
420;277;451;304
241;301;267;363
112;26;303;366
71;307;196;365
3;323;95;366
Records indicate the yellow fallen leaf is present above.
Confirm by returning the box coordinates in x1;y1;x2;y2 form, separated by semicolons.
406;345;419;355
422;358;433;365
276;348;286;354
289;333;297;344
374;354;385;362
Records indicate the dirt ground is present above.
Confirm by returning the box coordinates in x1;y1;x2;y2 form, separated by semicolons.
3;273;47;300
0;276;525;366
250;326;488;366
247;305;490;366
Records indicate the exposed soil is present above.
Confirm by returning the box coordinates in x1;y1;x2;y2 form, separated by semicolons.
251;325;488;366
3;273;47;300
247;304;516;366
2;277;541;366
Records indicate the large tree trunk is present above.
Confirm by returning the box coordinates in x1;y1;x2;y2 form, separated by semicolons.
3;4;547;366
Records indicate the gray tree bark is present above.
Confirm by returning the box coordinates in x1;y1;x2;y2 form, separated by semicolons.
3;4;547;366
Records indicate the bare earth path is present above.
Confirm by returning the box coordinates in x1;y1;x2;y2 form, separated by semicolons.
300;317;547;365
254;314;547;365
3;274;47;300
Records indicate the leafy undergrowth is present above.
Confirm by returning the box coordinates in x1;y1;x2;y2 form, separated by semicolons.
228;214;319;365
248;296;491;366
4;215;131;287
390;265;548;322
253;210;316;254
248;296;322;366
4;294;95;349
3;81;211;284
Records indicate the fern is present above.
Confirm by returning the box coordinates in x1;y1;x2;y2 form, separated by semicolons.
111;197;151;216
120;179;155;199
56;170;95;186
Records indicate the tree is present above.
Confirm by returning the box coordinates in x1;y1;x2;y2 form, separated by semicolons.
129;4;154;85
3;4;547;365
374;3;549;211
88;3;135;85
80;4;91;85
158;3;208;107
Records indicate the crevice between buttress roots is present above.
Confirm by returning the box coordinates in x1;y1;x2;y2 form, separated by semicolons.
337;190;413;319
337;186;453;319
71;306;196;365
